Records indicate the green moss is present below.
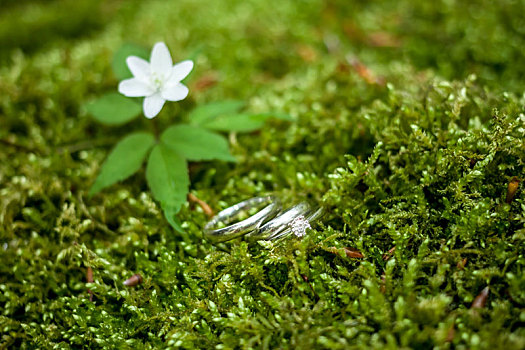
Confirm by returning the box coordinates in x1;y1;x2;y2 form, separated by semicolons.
1;0;525;348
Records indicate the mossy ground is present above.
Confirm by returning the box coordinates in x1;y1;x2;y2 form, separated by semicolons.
1;0;525;349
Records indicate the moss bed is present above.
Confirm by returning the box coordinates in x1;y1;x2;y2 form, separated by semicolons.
1;0;525;348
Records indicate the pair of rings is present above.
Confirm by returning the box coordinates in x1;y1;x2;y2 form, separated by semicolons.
204;195;322;243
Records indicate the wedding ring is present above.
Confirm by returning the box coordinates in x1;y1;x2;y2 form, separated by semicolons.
204;195;281;243
268;206;323;241
245;201;321;241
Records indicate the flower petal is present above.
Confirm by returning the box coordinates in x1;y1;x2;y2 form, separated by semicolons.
161;83;189;102
126;56;150;82
167;60;194;84
143;93;166;119
118;78;154;97
150;42;172;78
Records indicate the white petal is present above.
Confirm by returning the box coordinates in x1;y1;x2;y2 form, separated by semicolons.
150;42;172;78
161;83;189;101
143;93;166;119
118;78;154;97
167;60;194;83
126;56;150;82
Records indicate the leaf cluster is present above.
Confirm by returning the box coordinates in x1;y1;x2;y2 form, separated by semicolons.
85;45;289;230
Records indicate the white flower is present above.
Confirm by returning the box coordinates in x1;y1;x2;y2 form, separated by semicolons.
118;42;193;119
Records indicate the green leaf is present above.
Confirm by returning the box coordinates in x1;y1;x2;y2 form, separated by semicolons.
85;92;142;125
161;124;236;162
202;114;264;132
199;113;265;132
189;100;245;125
163;206;185;233
112;43;150;80
255;112;294;122
200;112;293;132
146;143;189;215
89;133;155;196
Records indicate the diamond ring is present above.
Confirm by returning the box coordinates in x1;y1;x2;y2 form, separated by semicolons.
203;195;282;243
247;202;323;241
203;196;322;244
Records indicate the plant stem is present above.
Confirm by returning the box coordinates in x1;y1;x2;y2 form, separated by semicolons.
152;117;160;139
86;266;93;302
187;193;214;217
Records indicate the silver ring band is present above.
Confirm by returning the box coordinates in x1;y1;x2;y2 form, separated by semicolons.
268;206;323;241
246;201;320;241
203;195;281;243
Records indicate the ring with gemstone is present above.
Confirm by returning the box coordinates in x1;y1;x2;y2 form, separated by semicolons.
203;195;282;243
245;201;322;241
269;206;323;242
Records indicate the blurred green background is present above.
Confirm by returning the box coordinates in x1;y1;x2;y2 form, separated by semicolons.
2;0;525;90
1;0;524;348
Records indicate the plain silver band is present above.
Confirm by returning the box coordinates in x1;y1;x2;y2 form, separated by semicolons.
245;201;320;241
204;196;281;243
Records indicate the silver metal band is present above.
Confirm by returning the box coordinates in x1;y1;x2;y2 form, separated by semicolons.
267;206;323;242
245;201;319;241
203;195;281;243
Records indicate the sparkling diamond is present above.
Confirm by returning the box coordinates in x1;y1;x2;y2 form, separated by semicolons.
290;215;311;237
